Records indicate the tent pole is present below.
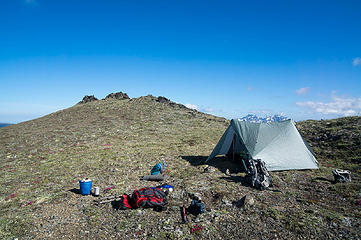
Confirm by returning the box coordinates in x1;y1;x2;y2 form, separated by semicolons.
232;135;235;161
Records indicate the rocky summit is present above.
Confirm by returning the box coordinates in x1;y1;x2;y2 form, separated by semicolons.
0;94;360;239
104;91;130;100
78;95;99;104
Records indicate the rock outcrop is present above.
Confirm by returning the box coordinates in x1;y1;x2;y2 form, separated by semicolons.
78;95;98;104
156;96;187;109
103;91;130;100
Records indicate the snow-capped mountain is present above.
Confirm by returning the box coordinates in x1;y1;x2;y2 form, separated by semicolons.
238;114;289;123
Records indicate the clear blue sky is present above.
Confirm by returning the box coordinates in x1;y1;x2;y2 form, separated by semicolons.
1;0;360;123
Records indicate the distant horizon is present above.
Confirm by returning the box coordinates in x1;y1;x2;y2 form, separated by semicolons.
1;92;359;125
1;1;360;123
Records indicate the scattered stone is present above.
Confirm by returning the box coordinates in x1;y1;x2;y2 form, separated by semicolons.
204;165;216;173
174;229;183;236
135;209;143;216
234;195;255;209
171;206;180;211
188;192;201;201
342;217;352;227
222;199;233;206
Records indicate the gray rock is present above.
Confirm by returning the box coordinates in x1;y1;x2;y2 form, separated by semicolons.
222;198;233;206
235;195;255;209
174;229;183;235
204;165;216;173
342;217;352;227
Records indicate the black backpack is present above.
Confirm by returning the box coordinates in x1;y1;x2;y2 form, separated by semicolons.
246;158;272;190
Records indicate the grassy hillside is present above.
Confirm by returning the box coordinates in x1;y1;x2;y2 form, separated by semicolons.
0;95;360;239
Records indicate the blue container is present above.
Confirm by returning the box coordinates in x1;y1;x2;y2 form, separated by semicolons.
79;179;92;195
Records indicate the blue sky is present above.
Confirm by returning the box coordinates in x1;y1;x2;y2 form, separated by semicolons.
1;0;360;123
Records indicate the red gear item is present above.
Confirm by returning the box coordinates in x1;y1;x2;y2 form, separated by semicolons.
131;187;167;208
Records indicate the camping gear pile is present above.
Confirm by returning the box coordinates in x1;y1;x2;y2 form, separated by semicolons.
332;169;351;183
93;162;172;212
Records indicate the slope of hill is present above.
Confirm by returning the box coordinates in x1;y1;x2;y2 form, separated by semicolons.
0;95;360;239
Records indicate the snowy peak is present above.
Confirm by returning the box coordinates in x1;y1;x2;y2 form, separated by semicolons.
238;114;289;123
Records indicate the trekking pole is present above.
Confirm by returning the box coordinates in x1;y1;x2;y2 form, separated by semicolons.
180;181;188;223
94;195;121;205
180;206;188;223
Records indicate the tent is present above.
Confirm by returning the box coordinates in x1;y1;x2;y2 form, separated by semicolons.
207;119;318;171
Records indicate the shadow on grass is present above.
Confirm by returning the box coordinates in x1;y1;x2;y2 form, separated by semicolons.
181;155;244;174
313;177;335;184
69;188;81;195
111;200;121;210
220;175;249;186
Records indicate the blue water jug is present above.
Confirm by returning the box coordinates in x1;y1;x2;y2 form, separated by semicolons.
79;178;92;195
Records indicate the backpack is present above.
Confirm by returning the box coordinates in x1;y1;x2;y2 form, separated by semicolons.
332;169;351;183
130;187;168;209
118;194;132;210
246;158;272;190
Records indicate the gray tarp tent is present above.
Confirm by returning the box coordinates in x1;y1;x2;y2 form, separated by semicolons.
207;119;318;171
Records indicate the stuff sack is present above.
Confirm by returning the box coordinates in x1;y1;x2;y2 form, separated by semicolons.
151;163;163;175
246;158;272;190
187;200;205;216
130;187;168;209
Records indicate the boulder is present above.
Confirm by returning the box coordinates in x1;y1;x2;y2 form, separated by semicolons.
234;195;255;209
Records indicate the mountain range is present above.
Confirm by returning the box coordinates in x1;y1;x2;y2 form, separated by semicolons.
238;114;289;123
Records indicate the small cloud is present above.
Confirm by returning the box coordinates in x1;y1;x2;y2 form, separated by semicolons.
296;87;311;96
247;86;253;91
184;103;215;114
201;107;214;113
296;94;361;116
184;103;198;110
352;57;361;66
